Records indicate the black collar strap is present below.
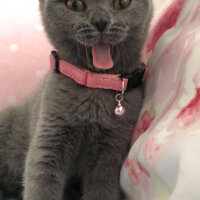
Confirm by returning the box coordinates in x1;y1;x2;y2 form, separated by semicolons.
120;63;146;90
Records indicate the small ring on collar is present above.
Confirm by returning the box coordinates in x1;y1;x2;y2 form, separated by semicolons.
115;93;123;102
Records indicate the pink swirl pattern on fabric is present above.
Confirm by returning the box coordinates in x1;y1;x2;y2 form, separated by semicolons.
121;0;200;199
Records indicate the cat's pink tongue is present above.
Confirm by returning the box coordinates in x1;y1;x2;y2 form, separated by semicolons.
92;44;113;69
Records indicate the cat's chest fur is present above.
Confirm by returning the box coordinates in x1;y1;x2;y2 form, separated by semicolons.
32;70;143;188
41;71;143;129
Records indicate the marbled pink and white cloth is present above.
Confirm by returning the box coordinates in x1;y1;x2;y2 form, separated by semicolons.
120;0;200;199
1;0;200;200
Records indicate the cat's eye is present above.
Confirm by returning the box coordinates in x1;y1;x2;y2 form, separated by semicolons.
66;0;85;12
113;0;131;10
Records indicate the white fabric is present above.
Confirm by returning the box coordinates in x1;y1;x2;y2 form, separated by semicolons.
120;0;200;199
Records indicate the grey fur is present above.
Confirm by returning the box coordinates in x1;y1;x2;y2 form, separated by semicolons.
0;0;153;199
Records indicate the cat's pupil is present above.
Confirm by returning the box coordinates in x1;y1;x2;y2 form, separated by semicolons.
119;0;126;8
113;0;130;10
66;0;84;12
72;1;79;10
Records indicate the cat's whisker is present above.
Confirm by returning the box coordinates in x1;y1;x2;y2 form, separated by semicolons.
77;42;82;61
84;40;92;72
119;43;126;75
75;42;79;67
121;42;130;74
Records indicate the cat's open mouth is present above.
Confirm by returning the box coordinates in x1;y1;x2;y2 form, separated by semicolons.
91;43;114;70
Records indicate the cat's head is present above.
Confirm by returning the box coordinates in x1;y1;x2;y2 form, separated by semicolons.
39;0;153;74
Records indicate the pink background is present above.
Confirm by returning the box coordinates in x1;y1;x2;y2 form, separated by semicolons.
0;1;52;108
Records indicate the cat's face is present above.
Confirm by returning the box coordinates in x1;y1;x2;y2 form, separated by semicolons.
40;0;152;73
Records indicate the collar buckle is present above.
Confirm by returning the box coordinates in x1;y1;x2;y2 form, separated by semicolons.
120;64;147;89
51;50;60;73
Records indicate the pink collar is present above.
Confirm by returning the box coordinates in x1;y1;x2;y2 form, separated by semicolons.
50;51;146;92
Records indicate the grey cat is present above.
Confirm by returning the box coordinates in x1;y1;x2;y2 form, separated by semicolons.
0;0;153;199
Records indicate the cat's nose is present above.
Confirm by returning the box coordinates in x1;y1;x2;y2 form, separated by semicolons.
94;20;108;33
90;8;110;33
